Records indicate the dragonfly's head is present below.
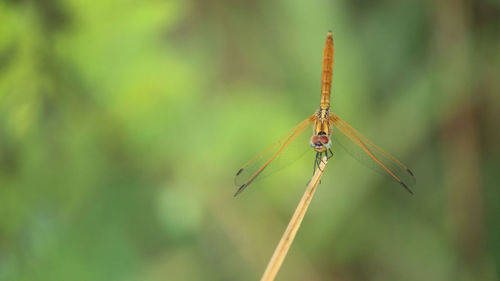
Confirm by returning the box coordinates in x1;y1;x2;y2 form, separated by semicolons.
310;134;331;153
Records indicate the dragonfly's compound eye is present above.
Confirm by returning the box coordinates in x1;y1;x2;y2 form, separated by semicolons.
311;135;328;152
319;135;330;144
318;135;332;148
310;135;321;146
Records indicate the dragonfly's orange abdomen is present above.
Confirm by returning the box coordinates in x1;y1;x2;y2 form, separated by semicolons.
320;31;334;110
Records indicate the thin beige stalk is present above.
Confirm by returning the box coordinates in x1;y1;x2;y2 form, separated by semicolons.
260;156;328;281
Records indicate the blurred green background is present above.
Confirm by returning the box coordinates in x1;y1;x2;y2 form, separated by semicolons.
1;0;499;280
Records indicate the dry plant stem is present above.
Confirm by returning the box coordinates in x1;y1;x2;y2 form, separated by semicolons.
260;156;328;281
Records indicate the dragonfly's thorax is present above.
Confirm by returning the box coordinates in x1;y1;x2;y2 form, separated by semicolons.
318;108;329;120
314;109;332;135
311;109;332;152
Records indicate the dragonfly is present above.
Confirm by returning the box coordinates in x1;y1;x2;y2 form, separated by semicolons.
234;31;415;196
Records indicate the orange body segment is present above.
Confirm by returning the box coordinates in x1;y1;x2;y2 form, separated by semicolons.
320;31;334;110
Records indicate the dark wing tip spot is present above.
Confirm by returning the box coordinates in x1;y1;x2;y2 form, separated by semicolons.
400;182;414;195
407;168;415;177
236;168;244;176
234;184;247;197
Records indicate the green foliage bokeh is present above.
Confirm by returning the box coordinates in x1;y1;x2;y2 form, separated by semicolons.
0;0;499;280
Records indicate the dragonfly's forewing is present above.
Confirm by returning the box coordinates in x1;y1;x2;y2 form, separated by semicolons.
330;113;416;193
234;114;317;196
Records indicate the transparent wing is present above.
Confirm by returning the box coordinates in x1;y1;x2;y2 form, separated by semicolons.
330;113;416;193
234;114;316;196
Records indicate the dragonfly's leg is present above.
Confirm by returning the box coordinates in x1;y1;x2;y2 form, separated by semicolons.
312;152;319;176
328;148;334;159
316;152;323;172
318;152;323;184
318;152;324;172
320;151;328;166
